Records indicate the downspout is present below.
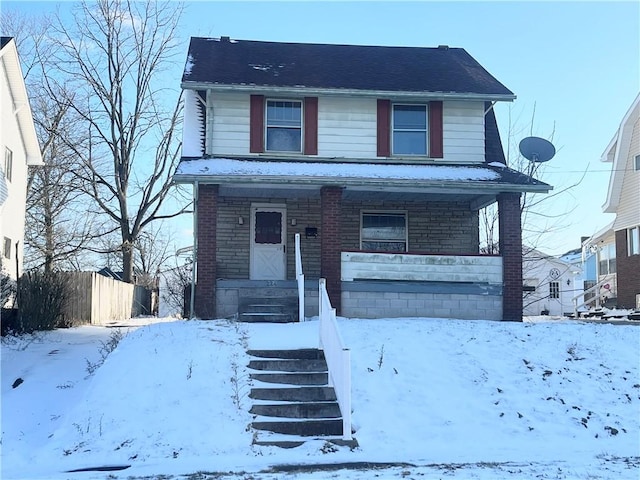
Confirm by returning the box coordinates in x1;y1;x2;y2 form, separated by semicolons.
189;181;199;319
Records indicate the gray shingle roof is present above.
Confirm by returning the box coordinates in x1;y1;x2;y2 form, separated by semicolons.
183;37;514;98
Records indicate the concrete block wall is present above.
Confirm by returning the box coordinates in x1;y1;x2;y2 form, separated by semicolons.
341;291;502;320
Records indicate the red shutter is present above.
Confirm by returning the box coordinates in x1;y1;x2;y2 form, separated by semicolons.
304;97;318;155
377;99;391;157
429;101;443;158
250;95;264;153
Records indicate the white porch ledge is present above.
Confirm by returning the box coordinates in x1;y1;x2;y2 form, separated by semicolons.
341;252;503;284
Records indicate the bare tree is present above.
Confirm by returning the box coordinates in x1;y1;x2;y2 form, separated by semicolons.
1;12;103;273
479;103;586;255
50;0;187;282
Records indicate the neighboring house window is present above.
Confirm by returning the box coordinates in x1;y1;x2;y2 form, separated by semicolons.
598;243;616;275
628;226;640;256
3;237;11;259
549;281;560;299
392;104;427;155
634;154;640;171
4;148;12;182
361;212;407;252
265;100;302;152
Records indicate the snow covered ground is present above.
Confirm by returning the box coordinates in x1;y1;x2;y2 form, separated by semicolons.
2;315;639;479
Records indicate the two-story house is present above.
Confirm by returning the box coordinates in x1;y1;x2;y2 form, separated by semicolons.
173;37;551;321
597;93;640;309
0;37;43;280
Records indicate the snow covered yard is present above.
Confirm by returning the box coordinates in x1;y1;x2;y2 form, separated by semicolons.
1;316;639;480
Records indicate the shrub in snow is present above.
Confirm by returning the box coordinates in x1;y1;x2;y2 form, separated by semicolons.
17;270;70;333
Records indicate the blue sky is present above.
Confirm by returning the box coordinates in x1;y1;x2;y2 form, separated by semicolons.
3;1;639;256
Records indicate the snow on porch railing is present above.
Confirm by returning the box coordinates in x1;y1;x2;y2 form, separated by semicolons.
295;233;304;322
572;276;613;318
319;278;352;441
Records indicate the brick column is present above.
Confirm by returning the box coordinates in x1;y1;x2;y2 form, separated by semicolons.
321;186;343;314
615;229;640;308
195;184;218;319
498;192;523;321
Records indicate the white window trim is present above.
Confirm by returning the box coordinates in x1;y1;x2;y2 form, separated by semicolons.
4;147;12;183
628;226;640;256
391;103;429;156
264;98;303;153
360;210;408;252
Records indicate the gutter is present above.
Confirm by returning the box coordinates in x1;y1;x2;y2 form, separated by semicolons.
189;181;198;319
180;82;516;102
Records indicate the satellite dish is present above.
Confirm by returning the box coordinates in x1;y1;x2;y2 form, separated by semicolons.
519;136;556;163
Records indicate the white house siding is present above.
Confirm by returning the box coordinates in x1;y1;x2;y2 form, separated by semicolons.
208;92;251;155
317;97;377;158
613;114;640;231
0;60;28;279
205;93;486;162
442;101;485;163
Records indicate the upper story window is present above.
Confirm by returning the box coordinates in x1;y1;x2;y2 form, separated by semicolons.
250;95;317;155
361;211;407;252
4;148;12;182
392;104;427;155
266;100;302;152
634;154;640;171
3;237;11;259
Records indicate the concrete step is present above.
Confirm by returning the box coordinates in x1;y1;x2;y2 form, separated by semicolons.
248;359;327;373
252;419;343;437
248;349;325;360
240;296;298;307
250;386;337;402
250;402;341;419
238;312;295;323
250;372;328;385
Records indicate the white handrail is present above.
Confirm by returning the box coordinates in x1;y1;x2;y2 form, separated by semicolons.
572;276;613;317
295;233;304;322
319;278;352;441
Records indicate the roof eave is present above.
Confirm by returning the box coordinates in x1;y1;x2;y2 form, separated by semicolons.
180;81;516;102
172;173;551;194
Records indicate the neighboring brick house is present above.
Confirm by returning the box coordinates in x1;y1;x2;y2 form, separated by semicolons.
597;94;640;309
0;37;43;280
173;37;552;321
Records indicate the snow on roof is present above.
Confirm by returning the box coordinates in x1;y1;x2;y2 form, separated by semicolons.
174;158;500;182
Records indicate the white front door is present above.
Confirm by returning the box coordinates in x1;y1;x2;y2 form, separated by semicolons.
250;205;287;280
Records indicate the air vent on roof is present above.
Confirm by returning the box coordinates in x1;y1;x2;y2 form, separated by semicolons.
438;45;449;50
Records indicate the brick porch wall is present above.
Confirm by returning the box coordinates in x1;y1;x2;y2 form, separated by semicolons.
195;184;218;318
498;192;523;321
321;186;343;314
615;229;640;308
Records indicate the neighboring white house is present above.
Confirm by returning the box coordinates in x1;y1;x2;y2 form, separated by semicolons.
522;248;582;317
0;37;43;279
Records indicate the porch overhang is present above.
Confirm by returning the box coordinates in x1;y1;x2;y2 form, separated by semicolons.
174;157;551;206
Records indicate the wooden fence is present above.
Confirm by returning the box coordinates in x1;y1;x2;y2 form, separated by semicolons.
63;272;153;325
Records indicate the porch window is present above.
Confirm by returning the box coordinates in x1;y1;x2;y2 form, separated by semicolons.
549;281;560;299
361;212;407;252
628;226;640;256
392;104;427;155
266;100;302;152
598;243;616;275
